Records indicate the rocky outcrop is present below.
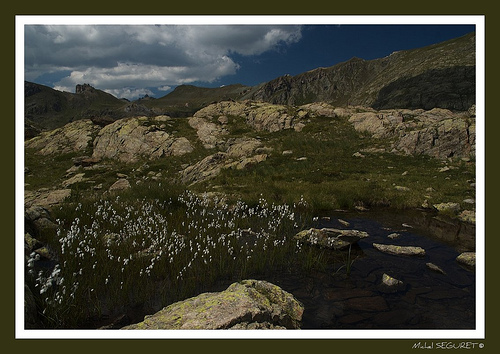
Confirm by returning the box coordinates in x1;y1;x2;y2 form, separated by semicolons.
92;116;194;163
294;227;369;250
188;116;228;149
180;137;268;185
122;279;304;330
24;188;72;208
194;100;306;133
25;119;100;155
348;108;475;159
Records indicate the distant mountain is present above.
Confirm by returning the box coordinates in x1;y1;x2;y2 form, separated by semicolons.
24;32;475;135
137;84;253;117
243;32;475;110
24;81;147;131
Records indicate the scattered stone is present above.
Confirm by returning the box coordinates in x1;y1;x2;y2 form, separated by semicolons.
439;166;451;173
456;252;475;268
61;173;86;187
296;157;308;161
387;233;401;239
282;150;293;155
458;210;475;224
462;198;475;204
109;178;131;192
122;279;304;330
394;185;410;192
378;273;405;293
402;223;413;228
372;243;426;256
433;202;461;214
352;151;365;158
355;205;369;212
338;219;350;227
34;246;52;260
426;262;447;275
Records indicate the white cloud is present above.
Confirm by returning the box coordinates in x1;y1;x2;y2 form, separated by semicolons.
25;24;302;99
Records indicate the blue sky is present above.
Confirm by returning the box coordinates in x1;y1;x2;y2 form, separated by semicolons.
24;22;475;100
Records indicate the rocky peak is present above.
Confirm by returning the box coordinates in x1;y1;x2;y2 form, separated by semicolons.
75;83;95;94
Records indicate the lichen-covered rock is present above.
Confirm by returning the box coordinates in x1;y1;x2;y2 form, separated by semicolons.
25;119;100;155
433;202;461;214
294;227;369;250
180;138;268;185
92;117;193;163
193;100;306;133
372;243;426;256
122;279;304;330
188;116;228;149
348;108;475;159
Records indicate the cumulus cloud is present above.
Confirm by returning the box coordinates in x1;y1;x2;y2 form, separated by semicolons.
25;24;302;99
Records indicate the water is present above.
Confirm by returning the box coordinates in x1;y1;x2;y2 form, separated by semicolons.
265;209;476;329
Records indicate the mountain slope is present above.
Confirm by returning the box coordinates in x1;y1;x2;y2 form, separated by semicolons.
24;31;476;133
138;84;253;117
243;32;475;110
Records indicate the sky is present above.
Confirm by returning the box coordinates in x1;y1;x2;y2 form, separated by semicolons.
23;20;476;101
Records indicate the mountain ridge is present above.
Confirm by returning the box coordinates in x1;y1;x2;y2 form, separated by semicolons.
24;31;475;135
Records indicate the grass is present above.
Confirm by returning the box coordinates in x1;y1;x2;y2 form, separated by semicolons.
27;185;318;328
195;114;475;213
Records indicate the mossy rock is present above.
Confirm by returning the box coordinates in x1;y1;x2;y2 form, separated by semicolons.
122;279;304;330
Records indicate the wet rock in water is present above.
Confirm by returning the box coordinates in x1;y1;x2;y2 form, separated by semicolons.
372;243;426;256
377;273;405;293
426;262;447;275
294;227;369;250
456;252;475;268
122;279;304;330
387;233;401;239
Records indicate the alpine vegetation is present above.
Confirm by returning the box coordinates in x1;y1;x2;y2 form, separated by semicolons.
26;189;311;328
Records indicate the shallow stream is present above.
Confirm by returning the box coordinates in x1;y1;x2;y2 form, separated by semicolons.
264;209;477;329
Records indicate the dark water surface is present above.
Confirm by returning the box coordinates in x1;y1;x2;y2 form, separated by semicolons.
266;209;477;329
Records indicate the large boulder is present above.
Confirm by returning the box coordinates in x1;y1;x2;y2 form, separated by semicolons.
122;279;304;330
25;119;100;155
92;117;193;163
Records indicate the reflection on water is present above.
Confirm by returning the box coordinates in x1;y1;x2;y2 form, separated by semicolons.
266;209;476;329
